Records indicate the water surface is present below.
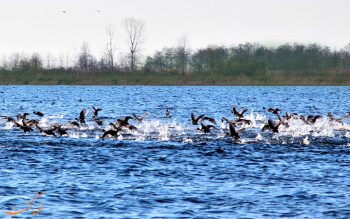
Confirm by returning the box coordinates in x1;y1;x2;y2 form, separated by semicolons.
1;86;350;218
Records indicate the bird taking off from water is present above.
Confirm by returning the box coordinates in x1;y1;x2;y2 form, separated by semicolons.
232;105;248;119
91;106;102;118
133;112;149;123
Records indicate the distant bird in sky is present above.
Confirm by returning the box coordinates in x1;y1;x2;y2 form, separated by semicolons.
63;11;66;13
97;10;101;12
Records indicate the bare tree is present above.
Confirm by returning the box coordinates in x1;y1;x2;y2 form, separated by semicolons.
76;42;97;71
176;35;191;74
58;53;65;68
30;53;43;69
9;52;21;70
46;52;57;69
122;17;146;71
1;54;8;69
105;24;116;70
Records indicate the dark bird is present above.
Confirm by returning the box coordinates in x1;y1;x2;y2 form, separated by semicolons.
92;117;108;126
33;111;44;117
261;118;285;133
26;119;40;127
65;121;81;129
76;109;88;124
35;124;56;137
14;120;33;133
165;106;173;118
17;113;30;121
109;123;122;132
222;117;246;139
115;116;133;126
268;108;281;114
0;115;16;123
300;115;322;124
165;109;172;118
307;115;323;124
189;113;205;125
51;124;68;136
115;117;138;131
279;113;297;128
198;123;216;134
101;129;119;140
222;117;251;126
232;105;248;118
91;106;102;118
125;124;139;131
283;112;298;120
133;112;149;123
200;116;217;125
327;112;350;123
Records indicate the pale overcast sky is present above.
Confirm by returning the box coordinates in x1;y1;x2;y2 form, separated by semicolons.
1;0;350;58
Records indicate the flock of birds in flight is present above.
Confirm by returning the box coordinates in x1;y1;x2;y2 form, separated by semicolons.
1;105;350;141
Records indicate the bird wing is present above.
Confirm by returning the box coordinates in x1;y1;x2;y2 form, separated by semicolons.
222;117;230;123
132;113;139;120
337;112;350;121
127;125;139;131
124;116;134;122
238;109;248;116
206;125;217;129
267;118;274;126
275;118;285;128
236;128;246;134
191;113;196;121
232;105;237;113
261;125;270;132
80;109;86;120
196;114;205;121
140;112;149;119
228;122;236;136
200;117;216;125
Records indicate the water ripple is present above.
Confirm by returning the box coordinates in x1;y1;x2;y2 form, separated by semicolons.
1;86;350;218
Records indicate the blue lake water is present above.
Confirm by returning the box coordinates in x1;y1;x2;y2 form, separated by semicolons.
1;86;350;218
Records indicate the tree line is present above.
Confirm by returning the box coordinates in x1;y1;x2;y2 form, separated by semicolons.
144;42;350;76
2;42;350;75
0;16;350;85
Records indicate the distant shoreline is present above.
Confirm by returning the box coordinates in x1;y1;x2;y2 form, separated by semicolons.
0;69;349;86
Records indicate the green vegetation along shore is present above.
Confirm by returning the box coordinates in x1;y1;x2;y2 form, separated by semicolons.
1;42;350;85
0;68;349;86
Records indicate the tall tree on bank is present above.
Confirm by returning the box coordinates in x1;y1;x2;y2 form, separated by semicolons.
76;42;97;70
122;17;146;71
176;35;191;74
105;24;116;70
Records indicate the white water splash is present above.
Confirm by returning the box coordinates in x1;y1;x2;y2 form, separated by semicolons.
302;136;310;145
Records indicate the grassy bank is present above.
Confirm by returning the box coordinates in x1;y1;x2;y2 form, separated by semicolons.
0;68;349;86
